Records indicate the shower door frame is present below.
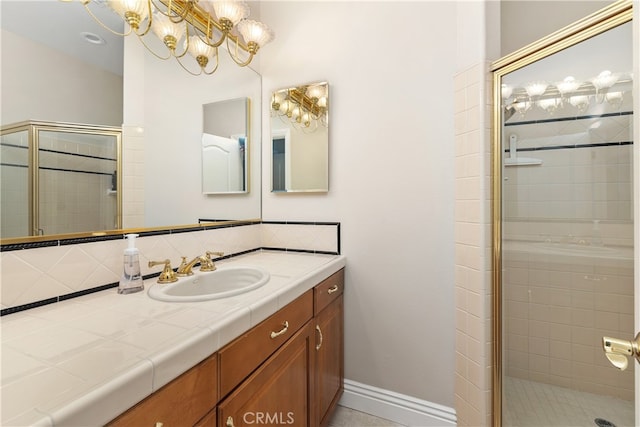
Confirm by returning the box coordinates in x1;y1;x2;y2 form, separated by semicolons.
490;1;636;425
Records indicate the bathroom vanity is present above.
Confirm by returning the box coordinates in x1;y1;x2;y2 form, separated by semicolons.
0;251;345;427
109;269;344;427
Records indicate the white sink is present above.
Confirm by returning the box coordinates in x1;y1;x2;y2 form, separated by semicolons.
148;266;270;302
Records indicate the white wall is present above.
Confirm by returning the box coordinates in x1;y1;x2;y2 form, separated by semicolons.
122;39;262;226
0;29;122;126
500;1;615;56
260;1;457;407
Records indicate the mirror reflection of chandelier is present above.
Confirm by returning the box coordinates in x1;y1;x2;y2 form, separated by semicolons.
271;82;329;132
76;0;274;76
502;70;633;119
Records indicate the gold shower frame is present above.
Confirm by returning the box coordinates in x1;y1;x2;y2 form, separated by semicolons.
490;1;633;425
0;120;122;238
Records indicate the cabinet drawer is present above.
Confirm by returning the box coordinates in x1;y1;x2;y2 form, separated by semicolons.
108;353;218;427
218;290;313;398
314;269;344;315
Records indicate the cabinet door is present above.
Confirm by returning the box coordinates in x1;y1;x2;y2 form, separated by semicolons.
108;354;218;427
219;322;315;427
315;295;344;427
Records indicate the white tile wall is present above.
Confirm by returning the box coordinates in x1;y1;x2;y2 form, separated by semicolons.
1;130;30;238
503;244;634;400
0;222;339;311
454;62;493;427
121;125;145;229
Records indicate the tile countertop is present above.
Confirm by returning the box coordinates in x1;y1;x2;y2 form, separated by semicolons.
1;251;346;426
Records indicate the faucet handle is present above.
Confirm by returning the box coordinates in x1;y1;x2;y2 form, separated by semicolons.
200;251;224;272
148;259;178;284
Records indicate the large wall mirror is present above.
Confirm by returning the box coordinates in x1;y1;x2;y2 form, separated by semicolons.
492;3;635;426
270;81;329;193
202;98;250;194
0;0;262;241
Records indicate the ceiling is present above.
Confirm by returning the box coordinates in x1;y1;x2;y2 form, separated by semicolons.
1;0;124;75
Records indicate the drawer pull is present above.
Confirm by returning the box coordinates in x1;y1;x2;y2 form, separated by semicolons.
327;285;339;294
270;321;289;339
226;416;235;427
155;423;163;427
316;325;323;350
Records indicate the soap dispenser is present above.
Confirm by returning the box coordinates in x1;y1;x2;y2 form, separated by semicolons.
118;233;144;294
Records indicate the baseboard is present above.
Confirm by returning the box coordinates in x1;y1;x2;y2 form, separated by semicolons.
339;379;457;426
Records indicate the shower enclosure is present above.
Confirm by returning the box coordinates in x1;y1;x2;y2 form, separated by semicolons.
492;3;636;426
0;121;121;239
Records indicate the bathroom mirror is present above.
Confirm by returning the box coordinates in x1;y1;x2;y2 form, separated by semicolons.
0;0;262;242
202;98;250;194
270;81;329;193
492;4;634;426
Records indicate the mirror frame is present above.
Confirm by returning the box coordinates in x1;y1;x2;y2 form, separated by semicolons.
490;1;633;425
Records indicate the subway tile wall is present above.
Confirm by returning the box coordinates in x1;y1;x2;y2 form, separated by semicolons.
453;62;493;427
0;222;340;312
502;84;635;401
0;130;30;237
503;244;634;400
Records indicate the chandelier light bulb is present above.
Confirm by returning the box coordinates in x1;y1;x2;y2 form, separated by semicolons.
186;36;216;67
501;84;513;100
306;85;325;101
605;91;624;108
525;81;548;98
152;12;186;51
591;70;619;90
237;20;275;53
537;98;559;114
107;0;149;30
556;76;582;96
512;99;531;117
212;0;249;33
569;95;590;112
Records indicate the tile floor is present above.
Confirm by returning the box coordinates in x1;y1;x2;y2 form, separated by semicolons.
328;405;405;427
503;376;634;427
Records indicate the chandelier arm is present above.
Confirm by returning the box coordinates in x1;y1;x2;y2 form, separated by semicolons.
172;23;191;59
81;2;133;37
175;56;203;76
150;0;190;23
137;33;173;60
226;38;254;67
301;120;319;134
202;52;220;75
136;0;155;37
191;10;226;48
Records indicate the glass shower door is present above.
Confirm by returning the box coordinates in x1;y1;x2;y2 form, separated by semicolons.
495;16;636;427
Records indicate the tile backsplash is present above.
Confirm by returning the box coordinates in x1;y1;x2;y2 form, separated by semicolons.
0;221;340;313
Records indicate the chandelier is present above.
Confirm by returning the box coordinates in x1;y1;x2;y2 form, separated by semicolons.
502;70;633;119
271;82;329;132
77;0;274;75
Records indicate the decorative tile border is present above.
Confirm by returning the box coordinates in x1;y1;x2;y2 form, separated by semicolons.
0;221;340;316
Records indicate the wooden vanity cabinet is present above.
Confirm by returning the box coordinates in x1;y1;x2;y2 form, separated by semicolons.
107;268;344;427
217;322;316;427
108;353;218;427
313;270;344;427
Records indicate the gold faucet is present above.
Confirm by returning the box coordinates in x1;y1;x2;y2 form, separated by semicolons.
176;256;200;276
148;259;178;283
199;251;224;272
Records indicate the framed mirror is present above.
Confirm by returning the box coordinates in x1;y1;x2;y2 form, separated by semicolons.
0;0;262;243
202;98;250;194
492;3;634;425
270;81;329;193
